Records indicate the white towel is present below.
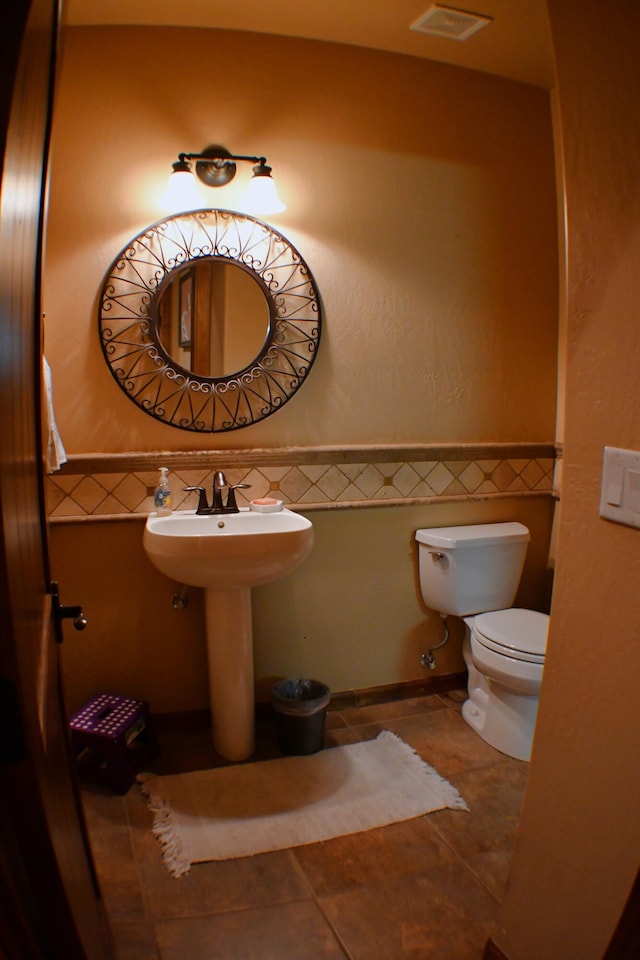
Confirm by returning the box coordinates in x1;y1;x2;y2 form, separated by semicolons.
42;356;67;473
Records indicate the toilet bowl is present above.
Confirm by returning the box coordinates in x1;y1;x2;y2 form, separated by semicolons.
415;523;550;762
461;608;548;761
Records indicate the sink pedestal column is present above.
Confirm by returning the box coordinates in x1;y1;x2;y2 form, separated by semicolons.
205;586;255;762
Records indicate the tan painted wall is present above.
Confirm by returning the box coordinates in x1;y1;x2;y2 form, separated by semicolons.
44;26;557;452
53;495;553;715
45;27;558;713
494;1;640;957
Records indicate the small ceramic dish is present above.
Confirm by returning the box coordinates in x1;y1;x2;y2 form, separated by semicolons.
249;498;284;514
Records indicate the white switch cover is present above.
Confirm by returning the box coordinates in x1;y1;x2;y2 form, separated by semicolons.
600;447;640;528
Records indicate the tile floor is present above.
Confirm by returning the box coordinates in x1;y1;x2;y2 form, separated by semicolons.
81;689;528;960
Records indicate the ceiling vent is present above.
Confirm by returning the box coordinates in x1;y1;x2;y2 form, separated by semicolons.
410;4;493;41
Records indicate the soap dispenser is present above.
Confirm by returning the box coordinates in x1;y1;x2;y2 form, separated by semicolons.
154;467;173;516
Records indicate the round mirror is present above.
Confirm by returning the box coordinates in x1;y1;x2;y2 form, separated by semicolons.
155;260;270;378
98;210;321;432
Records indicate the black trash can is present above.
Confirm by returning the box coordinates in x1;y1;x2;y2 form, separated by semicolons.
271;678;331;756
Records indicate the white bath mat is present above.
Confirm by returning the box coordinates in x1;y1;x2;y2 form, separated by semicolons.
138;730;468;877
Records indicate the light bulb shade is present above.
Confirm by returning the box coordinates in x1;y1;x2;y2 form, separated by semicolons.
243;164;286;215
161;166;202;212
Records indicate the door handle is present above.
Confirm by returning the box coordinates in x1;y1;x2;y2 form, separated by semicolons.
51;581;88;637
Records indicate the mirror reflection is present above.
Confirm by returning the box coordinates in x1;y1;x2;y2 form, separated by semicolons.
156;261;270;378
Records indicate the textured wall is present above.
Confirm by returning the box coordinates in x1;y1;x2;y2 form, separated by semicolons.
46;26;558;714
494;2;640;957
44;26;558;453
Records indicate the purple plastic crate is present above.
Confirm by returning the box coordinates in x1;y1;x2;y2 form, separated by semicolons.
70;694;154;793
70;693;145;740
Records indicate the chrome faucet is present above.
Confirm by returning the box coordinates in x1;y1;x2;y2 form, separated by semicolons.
184;471;251;515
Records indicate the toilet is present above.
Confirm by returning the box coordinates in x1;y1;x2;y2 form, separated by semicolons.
415;522;549;761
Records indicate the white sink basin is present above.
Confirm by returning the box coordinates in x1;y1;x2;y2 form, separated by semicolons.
143;508;314;588
143;507;314;762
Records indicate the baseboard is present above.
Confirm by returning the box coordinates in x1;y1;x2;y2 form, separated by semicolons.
326;672;467;711
154;673;467;732
483;937;511;960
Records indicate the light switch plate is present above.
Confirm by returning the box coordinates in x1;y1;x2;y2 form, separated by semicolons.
600;446;640;528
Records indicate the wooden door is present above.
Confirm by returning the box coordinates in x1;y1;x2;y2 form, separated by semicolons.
0;1;113;957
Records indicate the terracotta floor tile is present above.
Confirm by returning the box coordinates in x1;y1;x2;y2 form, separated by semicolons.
85;815;135;866
464;848;515;901
292;816;460;897
326;710;348;731
325;724;362;747
440;688;467;714
427;760;527;860
82;790;147;924
108;918;160;960
320;859;498;960
97;863;148;925
82;694;528;960
154;900;349;959
354;707;506;778
81;784;129;831
148;728;222;775
138;849;310;921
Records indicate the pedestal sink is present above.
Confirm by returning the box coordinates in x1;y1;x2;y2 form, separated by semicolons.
143;508;313;761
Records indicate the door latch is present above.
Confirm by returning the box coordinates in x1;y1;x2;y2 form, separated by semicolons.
51;581;88;636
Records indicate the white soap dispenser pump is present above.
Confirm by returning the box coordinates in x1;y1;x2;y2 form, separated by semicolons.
154;467;173;516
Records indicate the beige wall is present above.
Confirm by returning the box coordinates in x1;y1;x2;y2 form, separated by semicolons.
46;29;558;713
44;26;557;452
494;1;640;957
53;495;553;715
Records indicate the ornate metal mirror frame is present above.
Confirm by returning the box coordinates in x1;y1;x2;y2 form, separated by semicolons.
98;209;321;432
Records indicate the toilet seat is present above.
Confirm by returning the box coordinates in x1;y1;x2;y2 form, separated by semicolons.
473;608;548;664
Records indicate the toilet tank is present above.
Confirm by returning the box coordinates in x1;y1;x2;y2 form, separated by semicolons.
415;522;530;616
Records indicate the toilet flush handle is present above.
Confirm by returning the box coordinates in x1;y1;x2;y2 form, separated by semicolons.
429;551;445;562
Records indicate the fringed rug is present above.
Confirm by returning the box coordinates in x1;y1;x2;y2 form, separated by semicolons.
138;730;468;878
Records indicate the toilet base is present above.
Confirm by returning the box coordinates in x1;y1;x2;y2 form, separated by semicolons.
462;636;539;762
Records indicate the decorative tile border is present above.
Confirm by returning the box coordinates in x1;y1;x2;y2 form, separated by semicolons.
46;443;558;522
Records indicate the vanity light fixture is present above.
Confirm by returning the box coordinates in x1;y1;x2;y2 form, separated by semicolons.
164;144;286;215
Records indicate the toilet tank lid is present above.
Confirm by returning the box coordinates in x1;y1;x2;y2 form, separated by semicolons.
415;522;530;548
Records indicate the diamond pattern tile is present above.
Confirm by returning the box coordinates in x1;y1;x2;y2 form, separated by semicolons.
46;483;66;512
459;462;485;493
410;460;438;479
426;463;455;495
491;462;517;489
112;474;148;511
93;472;127;493
71;477;109;513
339;463;368;482
280;467;315;501
51;474;83;495
51;495;88;517
316;467;350;499
520;460;545;488
355;464;385;498
46;447;556;519
243;469;272;500
299;464;329;483
391;463;421;496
